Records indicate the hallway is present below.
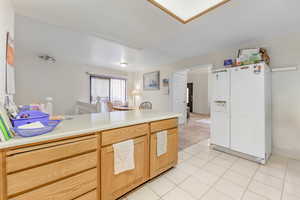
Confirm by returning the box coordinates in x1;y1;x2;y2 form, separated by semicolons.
179;113;210;150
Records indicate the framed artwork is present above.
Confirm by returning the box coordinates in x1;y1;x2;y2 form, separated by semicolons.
143;71;160;90
5;32;15;94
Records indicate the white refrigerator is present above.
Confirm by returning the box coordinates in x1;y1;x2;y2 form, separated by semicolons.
211;63;272;163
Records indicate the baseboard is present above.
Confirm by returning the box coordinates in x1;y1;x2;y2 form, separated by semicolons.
273;147;300;160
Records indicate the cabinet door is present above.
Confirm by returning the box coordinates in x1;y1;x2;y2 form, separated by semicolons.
101;136;149;200
150;128;178;178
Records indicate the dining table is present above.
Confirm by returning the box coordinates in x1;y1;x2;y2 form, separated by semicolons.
112;106;137;111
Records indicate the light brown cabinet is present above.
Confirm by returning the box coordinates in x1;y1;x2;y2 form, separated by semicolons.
0;118;178;200
2;135;98;200
101;135;149;200
150;128;178;178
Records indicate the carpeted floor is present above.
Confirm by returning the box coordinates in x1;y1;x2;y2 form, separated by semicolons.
179;113;210;150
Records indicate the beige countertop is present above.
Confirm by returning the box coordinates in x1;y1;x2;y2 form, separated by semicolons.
0;110;181;150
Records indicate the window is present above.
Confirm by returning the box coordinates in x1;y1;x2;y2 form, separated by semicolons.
90;76;127;104
148;0;230;24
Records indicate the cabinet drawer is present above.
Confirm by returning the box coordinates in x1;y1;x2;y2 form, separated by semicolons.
101;124;149;146
150;118;178;133
7;136;97;173
7;152;97;196
10;169;97;200
74;190;97;200
101;136;149;200
150;128;178;178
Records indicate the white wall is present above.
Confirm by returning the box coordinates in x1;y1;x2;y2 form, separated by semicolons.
15;51;133;115
187;72;209;114
0;0;14;104
134;67;178;112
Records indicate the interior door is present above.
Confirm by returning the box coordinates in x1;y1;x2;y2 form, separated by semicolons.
171;71;188;124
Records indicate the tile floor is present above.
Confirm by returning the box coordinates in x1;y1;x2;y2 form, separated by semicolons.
120;140;300;200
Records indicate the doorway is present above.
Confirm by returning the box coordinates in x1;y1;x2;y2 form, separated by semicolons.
187;83;193;113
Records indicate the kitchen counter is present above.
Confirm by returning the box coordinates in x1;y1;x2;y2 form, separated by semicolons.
0;110;181;149
0;110;180;200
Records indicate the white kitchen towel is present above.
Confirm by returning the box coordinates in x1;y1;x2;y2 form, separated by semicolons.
113;139;135;175
157;131;168;157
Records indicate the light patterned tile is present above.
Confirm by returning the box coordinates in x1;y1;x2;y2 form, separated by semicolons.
148;176;176;196
288;159;300;172
286;170;300;186
210;157;234;168
218;153;239;162
186;156;209;168
193;169;220;186
258;165;286;179
266;155;288;170
126;185;160;200
282;191;300;200
236;158;259;169
178;151;193;163
242;191;269;200
179;176;211;199
175;162;199;174
223;170;251;187
253;171;284;190
230;162;258;178
195;151;219;161
162;187;195;200
284;182;300;198
164;167;190;185
201;188;234;200
202;163;228;177
214;179;246;200
248;180;281;200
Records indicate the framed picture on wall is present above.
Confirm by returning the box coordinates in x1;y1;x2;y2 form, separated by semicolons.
143;71;160;90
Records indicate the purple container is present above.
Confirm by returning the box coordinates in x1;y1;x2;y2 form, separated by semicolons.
11;110;49;128
13;120;61;137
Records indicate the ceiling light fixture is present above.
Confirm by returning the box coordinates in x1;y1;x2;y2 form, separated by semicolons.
148;0;230;24
120;62;128;67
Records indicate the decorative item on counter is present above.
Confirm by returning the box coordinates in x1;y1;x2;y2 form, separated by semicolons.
11;109;61;137
0;105;14;141
235;58;241;66
50;115;64;121
11;110;49;127
224;59;234;67
45;97;54;116
13;120;61;137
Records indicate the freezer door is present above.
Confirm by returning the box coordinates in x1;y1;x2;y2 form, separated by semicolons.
230;65;266;158
211;70;230;148
211;101;230;148
212;70;230;101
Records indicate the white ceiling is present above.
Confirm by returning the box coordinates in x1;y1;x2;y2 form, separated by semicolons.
12;0;300;71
